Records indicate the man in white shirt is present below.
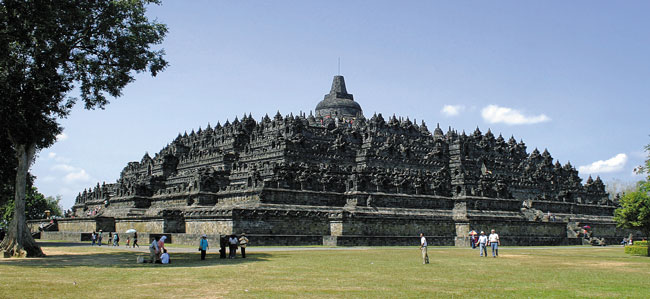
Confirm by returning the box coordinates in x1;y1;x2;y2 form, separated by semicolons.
477;231;488;257
228;235;239;259
419;233;429;264
488;229;500;258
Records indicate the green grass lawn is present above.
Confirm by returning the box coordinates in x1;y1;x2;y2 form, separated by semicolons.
1;243;648;298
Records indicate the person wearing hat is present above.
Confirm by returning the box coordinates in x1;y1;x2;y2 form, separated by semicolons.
238;233;249;258
199;234;209;260
477;231;488;257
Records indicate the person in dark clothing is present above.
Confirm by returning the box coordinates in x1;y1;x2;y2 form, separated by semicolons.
132;232;139;248
219;236;227;259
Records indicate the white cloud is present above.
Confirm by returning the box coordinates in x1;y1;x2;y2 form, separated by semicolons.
441;105;465;116
481;105;550;125
578;153;628;174
50;163;94;184
48;152;57;159
63;169;92;184
56;133;68;142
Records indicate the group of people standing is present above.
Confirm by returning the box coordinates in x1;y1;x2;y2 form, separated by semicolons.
90;230;103;246
198;233;249;260
474;229;500;258
90;230;140;248
420;229;501;264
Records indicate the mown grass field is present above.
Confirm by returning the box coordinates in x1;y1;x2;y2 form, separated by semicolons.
0;243;648;298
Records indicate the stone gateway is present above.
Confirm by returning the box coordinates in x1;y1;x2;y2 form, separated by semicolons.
40;76;630;246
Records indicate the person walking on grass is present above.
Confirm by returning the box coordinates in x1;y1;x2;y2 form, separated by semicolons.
149;236;159;264
133;232;139;248
98;230;103;246
477;231;488;257
199;234;209;260
488;229;500;258
91;231;96;246
239;233;249;258
419;233;429;264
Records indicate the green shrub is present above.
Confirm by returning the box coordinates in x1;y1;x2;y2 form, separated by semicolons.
625;245;649;256
633;240;648;246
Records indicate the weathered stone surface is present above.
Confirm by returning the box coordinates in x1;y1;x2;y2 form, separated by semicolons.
41;76;633;246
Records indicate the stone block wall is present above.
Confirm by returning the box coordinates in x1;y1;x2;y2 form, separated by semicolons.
57;219;98;232
115;219;164;233
233;215;330;235
185;218;233;235
337;217;455;237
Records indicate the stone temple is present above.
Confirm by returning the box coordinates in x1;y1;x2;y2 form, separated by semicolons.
38;76;628;246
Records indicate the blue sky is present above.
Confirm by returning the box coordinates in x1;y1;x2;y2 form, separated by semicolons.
31;1;650;209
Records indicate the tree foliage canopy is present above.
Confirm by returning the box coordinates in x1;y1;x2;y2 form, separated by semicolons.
614;141;650;256
0;0;167;257
0;0;167;146
1;186;62;228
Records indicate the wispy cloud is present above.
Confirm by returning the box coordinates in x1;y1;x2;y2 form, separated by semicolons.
578;153;628;174
481;105;550;125
441;105;465;117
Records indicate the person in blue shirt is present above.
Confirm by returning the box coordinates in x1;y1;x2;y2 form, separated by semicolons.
199;234;209;260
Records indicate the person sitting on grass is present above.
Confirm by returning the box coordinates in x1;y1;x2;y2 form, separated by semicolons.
161;249;170;264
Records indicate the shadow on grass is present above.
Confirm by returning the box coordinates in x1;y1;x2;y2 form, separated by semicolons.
0;243;274;269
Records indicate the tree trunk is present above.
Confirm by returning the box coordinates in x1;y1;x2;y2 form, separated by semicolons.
0;142;44;257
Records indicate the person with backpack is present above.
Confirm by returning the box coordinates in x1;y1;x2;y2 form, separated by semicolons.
113;233;119;246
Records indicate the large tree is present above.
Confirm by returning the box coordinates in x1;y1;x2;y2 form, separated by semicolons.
0;0;167;257
614;142;650;256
